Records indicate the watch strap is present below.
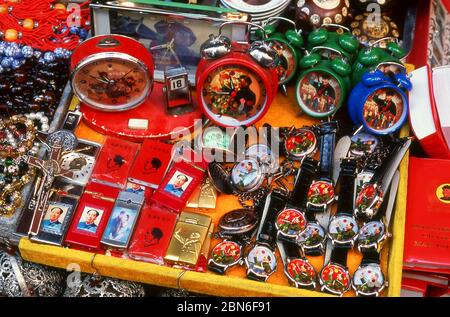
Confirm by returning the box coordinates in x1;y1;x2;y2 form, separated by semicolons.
333;136;352;185
361;249;381;265
208;261;227;275
370;141;403;185
247;271;267;282
337;158;357;216
318;121;338;180
290;157;318;209
330;246;349;267
257;191;287;246
379;139;411;194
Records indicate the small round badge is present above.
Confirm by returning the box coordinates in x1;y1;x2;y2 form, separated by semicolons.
276;208;307;238
246;245;277;277
286;258;316;287
353;263;386;296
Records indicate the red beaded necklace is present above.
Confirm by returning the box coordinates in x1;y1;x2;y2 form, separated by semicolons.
0;0;90;51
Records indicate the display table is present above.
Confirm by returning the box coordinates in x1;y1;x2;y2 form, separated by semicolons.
17;87;409;297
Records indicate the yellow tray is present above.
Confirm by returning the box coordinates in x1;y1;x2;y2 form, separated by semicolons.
18;87;409;297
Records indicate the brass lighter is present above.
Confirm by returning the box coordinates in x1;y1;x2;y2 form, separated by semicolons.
186;177;217;210
164;212;212;267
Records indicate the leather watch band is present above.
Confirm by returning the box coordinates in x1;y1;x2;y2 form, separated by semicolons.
257;191;287;246
336;158;357;216
330;246;349;267
247;271;267;282
290;158;319;209
370;142;402;185
318;121;338;181
361;249;381;265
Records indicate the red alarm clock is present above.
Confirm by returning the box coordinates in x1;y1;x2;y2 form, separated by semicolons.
71;34;154;112
196;22;278;128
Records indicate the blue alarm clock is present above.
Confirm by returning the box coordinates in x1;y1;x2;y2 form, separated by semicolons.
348;70;412;135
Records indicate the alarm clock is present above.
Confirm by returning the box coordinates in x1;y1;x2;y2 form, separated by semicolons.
348;70;412;135
351;41;406;86
71;35;155;112
295;0;351;31
196;22;279;128
306;26;360;63
350;13;401;48
295;53;352;118
257;17;304;94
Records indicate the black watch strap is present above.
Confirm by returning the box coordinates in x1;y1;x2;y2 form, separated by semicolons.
290;157;319;209
370;142;402;184
318;121;338;181
247;271;266;282
306;205;326;221
337;158;357;216
330;246;349;267
361;249;381;265
257;191;287;246
282;240;303;259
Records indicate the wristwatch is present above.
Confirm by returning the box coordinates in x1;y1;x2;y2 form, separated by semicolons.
208;235;249;275
277;239;317;290
319;246;352;296
244;191;286;282
357;169;399;253
216;209;259;240
355;138;411;221
349;132;380;159
275;157;318;243
352;249;387;297
306;121;338;213
327;158;359;248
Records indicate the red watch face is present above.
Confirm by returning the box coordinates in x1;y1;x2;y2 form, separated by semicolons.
200;65;268;127
285;129;317;159
276;208;307;237
307;181;335;206
210;241;242;266
286;259;316;286
356;184;383;214
362;88;404;132
320;264;351;294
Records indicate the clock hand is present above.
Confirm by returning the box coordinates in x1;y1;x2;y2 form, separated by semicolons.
88;74;109;85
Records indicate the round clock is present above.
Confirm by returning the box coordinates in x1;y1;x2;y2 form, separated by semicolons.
71;35;154;112
296;0;351;31
196;22;278;128
348;70;411;135
350;13;400;47
60;152;95;185
295;54;351;118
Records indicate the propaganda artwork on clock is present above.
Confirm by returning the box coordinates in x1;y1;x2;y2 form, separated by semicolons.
353;264;385;295
328;216;359;242
298;71;341;114
362;88;403;131
211;241;242;266
298;223;326;248
76;206;105;234
350;133;379;157
267;40;296;84
41;202;72;235
201;66;267;126
231;160;260;191
276;209;307;237
321;264;351;293
358;221;386;247
164;171;193;198
284;129;317;158
307;181;335;205
246;246;277;275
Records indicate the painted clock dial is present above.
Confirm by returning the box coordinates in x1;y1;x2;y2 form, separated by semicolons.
267;40;296;84
201;65;267;127
362;88;404;132
276;208;307;237
353;264;385;295
286;259;316;285
321;264;351;293
60;153;95;185
72;53;152;112
211;241;242;266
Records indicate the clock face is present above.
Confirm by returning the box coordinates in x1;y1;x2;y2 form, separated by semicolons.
267;40;297;84
320;263;351;294
72;53;152;112
60;153;95;185
353;264;385;296
362;88;404;132
211;241;242;266
201;65;268;127
286;259;316;286
246;245;277;277
284;129;317;159
276;208;307;237
358;221;386;248
297;71;342;117
328;215;359;244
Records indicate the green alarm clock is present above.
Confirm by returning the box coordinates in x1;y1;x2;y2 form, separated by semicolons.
257;17;304;95
306;24;360;63
295;52;352;118
351;40;407;86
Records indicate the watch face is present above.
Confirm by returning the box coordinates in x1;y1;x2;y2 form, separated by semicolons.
245;144;278;174
328;215;359;244
320;263;351;295
350;133;379;158
307;181;335;206
358;221;386;249
246;245;277;277
353;264;385;296
219;209;258;234
267;40;297;84
286;258;316;287
47;130;78;151
201;65;268;127
297;223;326;250
60;153;95;185
210;241;242;267
231;159;264;193
313;0;341;9
72;53;152;112
356;184;383;219
297;71;342;117
276;208;307;238
362;88;404;132
355;171;375;196
284;129;317;159
202;127;231;151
